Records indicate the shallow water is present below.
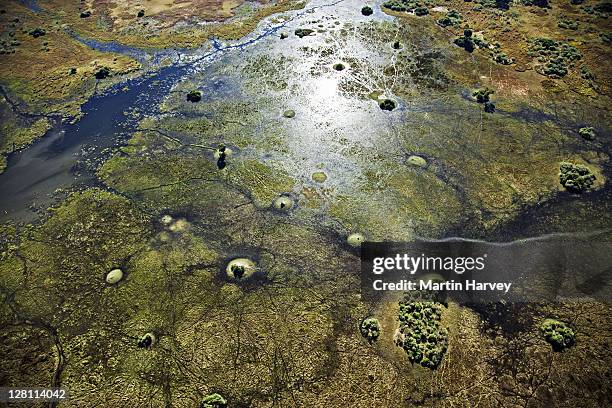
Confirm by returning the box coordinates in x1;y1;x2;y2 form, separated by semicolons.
0;0;356;222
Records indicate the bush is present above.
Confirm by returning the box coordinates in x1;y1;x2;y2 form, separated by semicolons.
80;10;91;18
360;317;381;343
382;0;426;13
473;88;493;103
559;162;596;193
29;28;45;38
396;297;448;369
137;9;145;18
379;99;397;111
294;28;314;38
200;393;227;408
579;126;596;140
362;6;374;15
453;29;489;53
454;36;474;52
484;102;495;113
137;333;156;349
216;145;228;169
493;51;513;65
437;10;462;27
94;67;111;79
540;319;575;351
558;18;578;30
186;90;202;102
521;0;549;7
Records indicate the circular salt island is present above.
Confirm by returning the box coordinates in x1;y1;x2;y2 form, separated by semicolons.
169;218;190;233
226;258;257;280
106;268;124;284
160;215;173;225
347;233;366;247
273;196;294;211
312;171;327;183
283;109;296;118
407;155;427;168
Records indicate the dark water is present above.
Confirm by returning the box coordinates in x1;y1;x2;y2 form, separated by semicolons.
0;65;185;221
19;0;41;13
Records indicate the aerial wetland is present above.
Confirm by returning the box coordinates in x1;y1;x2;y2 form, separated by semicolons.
0;0;610;407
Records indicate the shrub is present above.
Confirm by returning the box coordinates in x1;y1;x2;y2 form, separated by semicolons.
94;67;111;79
493;51;513;65
362;6;374;15
579;127;596;140
29;27;45;38
454;36;474;52
200;393;227;408
137;9;145;18
360;317;381;343
137;333;156;349
540;319;575;351
186;90;202;102
521;0;549;7
454;29;488;53
80;10;91;18
216;145;228;169
558;18;578;30
473;88;493;103
437;10;462;27
294;28;314;38
379;99;397;111
559;162;596;193
580;66;595;81
383;0;426;13
484;102;495;113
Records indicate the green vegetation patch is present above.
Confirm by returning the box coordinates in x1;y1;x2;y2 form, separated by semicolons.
395;295;448;369
559;162;596;193
361;6;374;16
473;88;494;103
295;28;314;38
528;38;582;78
540;318;575;351
360;317;381;343
578;126;596;140
201;393;227;408
437;10;462;27
383;0;429;16
454;29;489;53
187;90;202;103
